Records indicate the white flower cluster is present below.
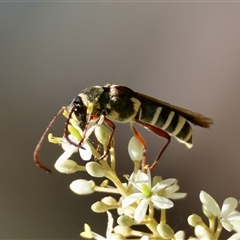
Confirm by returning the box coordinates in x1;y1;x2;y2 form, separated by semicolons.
48;117;240;240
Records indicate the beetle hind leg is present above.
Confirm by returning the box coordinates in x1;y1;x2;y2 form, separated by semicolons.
136;120;171;172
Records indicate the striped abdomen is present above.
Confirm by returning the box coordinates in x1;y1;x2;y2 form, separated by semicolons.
136;102;193;148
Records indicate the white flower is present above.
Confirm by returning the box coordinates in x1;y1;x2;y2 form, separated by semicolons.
165;183;187;200
227;217;240;239
54;118;103;172
54;134;92;173
93;211;114;239
80;211;125;240
200;191;240;231
122;169;175;223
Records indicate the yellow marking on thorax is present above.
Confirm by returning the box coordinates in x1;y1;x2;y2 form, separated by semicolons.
87;103;94;115
129;97;141;120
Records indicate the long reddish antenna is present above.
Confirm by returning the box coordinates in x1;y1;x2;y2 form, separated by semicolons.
33;106;65;173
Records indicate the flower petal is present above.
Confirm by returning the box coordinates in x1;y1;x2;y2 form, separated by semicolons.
84;120;99;139
128;180;144;192
79;142;92;161
55;145;77;166
221;197;238;218
106;211;114;239
228;212;240;221
61;135;78;151
232;219;240;232
134;198;149;223
151;195;174;209
152;178;176;193
199;191;220;217
134;171;148;181
221;219;234;232
167;192;187;200
122;193;144;207
165;184;179;196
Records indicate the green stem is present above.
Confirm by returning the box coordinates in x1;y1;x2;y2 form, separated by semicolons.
161;209;166;223
214;220;222;239
101;161;129;197
209;216;215;232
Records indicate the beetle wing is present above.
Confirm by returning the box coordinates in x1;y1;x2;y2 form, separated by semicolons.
135;92;213;128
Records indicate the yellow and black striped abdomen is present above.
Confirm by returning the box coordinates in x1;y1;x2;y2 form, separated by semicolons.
136;103;193;148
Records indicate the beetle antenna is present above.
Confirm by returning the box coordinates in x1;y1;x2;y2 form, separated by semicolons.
33;106;65;173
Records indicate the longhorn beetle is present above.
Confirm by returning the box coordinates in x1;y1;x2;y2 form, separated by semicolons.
34;84;213;173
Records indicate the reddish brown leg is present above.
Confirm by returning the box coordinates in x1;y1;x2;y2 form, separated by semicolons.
34;106;66;173
130;123;147;171
136;120;171;171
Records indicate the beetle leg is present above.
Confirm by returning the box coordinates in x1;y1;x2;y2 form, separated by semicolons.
130;123;147;171
136;120;171;171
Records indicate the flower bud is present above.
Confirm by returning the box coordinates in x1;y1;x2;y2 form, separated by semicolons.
91;201;108;212
100;180;109;187
80;224;93;239
95;124;111;147
202;204;214;218
128;136;143;161
117;215;134;227
157;223;175;239
187;214;203;227
114;225;132;237
101;196;118;206
54;159;82;174
86;162;105;177
70;179;95;195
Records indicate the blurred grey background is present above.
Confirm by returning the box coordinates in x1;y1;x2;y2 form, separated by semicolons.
1;2;240;239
